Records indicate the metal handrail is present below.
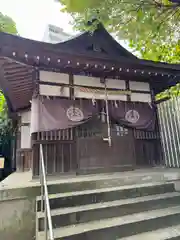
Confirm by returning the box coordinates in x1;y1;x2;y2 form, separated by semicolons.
40;144;54;240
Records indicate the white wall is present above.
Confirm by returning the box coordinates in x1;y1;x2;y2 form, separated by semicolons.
39;71;151;102
129;81;151;102
74;89;127;101
131;93;151;102
21;126;31;149
74;75;102;87
21;111;31;123
39;71;70;97
74;76;126;89
40;71;69;84
39;84;70;97
19;111;31;149
129;81;150;92
106;78;126;89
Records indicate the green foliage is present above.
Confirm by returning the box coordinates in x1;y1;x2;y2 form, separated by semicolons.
0;13;17;142
59;0;180;100
0;91;13;144
156;83;180;101
59;0;180;64
0;12;17;34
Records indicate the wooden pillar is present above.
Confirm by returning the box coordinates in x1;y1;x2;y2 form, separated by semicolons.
151;83;162;165
69;73;74;99
125;80;131;101
69;73;78;173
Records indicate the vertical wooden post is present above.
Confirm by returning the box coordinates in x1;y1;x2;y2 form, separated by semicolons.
69;73;74;100
69;73;78;173
126;80;131;101
151;84;162;166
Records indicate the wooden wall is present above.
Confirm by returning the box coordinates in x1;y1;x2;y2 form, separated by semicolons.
16;148;32;172
16;111;32;172
31;122;161;176
16;70;157;174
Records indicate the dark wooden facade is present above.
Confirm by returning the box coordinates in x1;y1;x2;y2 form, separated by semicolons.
30;119;161;176
16;148;32;172
0;22;179;176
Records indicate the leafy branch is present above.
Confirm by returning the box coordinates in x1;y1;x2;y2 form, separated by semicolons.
60;0;180;64
0;13;17;143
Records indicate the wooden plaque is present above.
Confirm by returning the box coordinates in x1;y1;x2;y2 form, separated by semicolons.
0;158;5;169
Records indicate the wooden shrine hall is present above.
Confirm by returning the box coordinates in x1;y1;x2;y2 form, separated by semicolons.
0;23;179;177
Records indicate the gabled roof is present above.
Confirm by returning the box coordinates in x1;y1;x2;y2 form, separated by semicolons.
0;24;179;73
0;23;179;112
0;24;138;64
57;23;137;60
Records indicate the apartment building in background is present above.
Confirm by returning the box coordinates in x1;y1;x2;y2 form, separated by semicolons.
43;24;71;43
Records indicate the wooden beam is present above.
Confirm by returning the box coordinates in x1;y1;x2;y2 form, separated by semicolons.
5;68;32;76
6;72;33;81
39;81;151;94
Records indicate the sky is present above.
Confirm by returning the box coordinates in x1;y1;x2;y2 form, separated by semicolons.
0;0;74;40
0;0;130;51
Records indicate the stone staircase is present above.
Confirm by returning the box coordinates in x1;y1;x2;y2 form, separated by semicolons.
35;175;180;240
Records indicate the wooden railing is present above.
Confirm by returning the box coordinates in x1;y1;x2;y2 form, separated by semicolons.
32;141;75;176
33;128;74;142
133;129;160;139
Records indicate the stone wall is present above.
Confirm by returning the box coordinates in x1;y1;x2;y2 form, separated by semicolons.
0;185;40;240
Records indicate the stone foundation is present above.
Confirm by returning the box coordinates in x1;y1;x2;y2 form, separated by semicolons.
0;168;180;240
0;198;35;240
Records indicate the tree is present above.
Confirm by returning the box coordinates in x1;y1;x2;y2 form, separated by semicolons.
0;91;13;141
0;13;17;136
59;0;180;63
0;13;17;174
0;12;17;34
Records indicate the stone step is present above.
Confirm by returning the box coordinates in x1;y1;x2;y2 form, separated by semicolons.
37;206;180;240
36;182;175;211
119;224;180;240
37;192;180;230
35;168;180;195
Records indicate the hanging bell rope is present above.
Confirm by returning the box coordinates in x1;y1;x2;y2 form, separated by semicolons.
104;79;112;147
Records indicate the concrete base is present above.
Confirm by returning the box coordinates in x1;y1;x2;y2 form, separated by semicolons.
0;167;180;240
1;167;180;190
